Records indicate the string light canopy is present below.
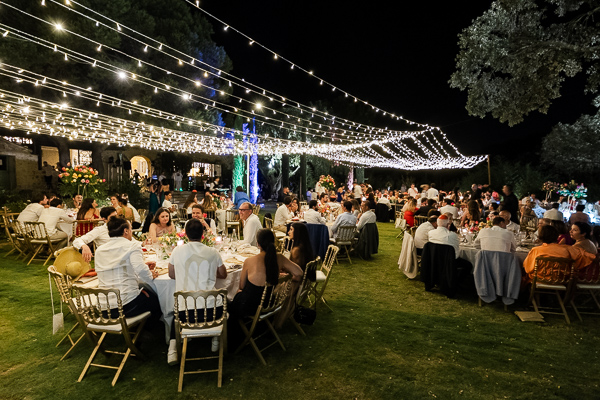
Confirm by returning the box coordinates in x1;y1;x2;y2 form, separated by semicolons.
0;0;488;170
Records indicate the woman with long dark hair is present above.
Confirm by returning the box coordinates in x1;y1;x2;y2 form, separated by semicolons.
75;198;100;236
289;223;315;272
230;229;302;318
183;192;198;218
148;207;176;243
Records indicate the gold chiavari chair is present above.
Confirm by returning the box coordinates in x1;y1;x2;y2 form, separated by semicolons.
529;256;575;324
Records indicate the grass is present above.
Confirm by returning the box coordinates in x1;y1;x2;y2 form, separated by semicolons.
1;220;600;400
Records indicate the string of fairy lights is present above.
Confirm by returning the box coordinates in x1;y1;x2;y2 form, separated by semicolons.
0;0;488;170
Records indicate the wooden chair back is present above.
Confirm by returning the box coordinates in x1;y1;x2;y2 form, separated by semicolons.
532;256;575;286
297;257;320;303
72;285;127;327
264;217;274;229
413;216;428;228
252;204;261;215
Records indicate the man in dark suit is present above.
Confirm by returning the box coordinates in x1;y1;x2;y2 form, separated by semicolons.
501;184;519;223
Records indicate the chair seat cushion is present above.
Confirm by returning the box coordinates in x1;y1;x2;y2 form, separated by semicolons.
536;283;567;290
315;270;326;282
577;284;600;290
181;325;223;338
274;231;286;238
87;311;151;332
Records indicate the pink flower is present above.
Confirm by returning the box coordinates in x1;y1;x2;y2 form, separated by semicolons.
102;179;106;182
64;173;69;176
62;167;66;171
58;174;63;178
81;179;86;183
85;179;90;183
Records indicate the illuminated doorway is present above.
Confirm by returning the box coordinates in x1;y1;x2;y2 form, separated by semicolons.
130;155;151;178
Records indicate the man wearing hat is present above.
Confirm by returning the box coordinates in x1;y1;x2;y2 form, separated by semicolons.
72;207;117;262
95;217;161;322
428;214;460;258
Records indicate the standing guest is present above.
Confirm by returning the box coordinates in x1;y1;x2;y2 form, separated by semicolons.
551;220;573;245
148;207;176;243
17;193;48;224
523;225;595;284
407;184;419;197
353;181;363;200
427;183;439;200
172;170;183;192
428;214;460;258
230;229;302;318
501;185;520;223
274;197;295;233
569;204;591;225
414;212;440;254
544;202;564;221
142;182;161;233
233;186;250;209
336;187;345;203
42;161;54;190
183;192;198;219
95;217;161;327
166;219;227;364
474;216;516;253
239;202;262;247
571;222;598;254
73;207;117;262
304;200;326;224
38;198;75;250
440;198;459;219
330;201;357;237
72;194;83;210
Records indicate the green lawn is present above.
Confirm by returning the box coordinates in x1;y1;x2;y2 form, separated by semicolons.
1;222;599;400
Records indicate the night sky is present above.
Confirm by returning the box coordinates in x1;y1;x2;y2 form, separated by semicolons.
198;1;595;158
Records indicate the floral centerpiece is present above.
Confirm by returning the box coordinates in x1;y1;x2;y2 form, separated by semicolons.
58;165;107;199
201;232;216;247
556;181;587;212
541;181;560;202
318;175;336;192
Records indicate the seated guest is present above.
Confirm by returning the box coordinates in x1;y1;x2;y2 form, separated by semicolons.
403;198;418;227
231;229;302;319
367;193;377;210
351;199;361;217
485;202;500;219
523;225;595;284
200;192;218;212
233;186;250;209
148;207;176;243
439;198;458;219
122;196;142;229
187;204;214;235
544;202;564;221
274;196;295;233
72;194;83;210
428;214;459;258
183;192;198;218
551;220;573;245
474;216;516;253
377;194;391;210
414;211;440;255
330;201;357;237
239;202;261;247
95;217;161;325
73;206;117;262
499;210;520;238
289;222;316;271
38;198;75;250
357;201;377;232
75;198;100;236
277;186;291;203
460;200;481;226
117;197;135;224
571;222;598;254
569;204;590;225
415;198;436;217
444;212;459;233
161;191;177;218
167;219;227;364
17;192;48;224
304;200;326;225
109;194;122;213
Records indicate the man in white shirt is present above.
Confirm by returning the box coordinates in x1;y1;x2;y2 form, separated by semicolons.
73;206;117;262
353;182;363;199
172;170;183;192
377;194;392;210
17;193;48;224
474;216;516;253
166;218;227;363
414;212;440;254
162;191;177;217
357;201;377;231
499;210;520;239
330;201;357;237
544;202;564;221
239;202;261;247
407;184;419;197
428;214;460;258
95;217;161;322
38;198;75;249
439;198;459;219
274;197;295;232
427;183;439;200
304;200;326;225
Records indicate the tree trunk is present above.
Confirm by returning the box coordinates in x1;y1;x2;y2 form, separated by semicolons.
356;168;365;184
91;142;108;178
51;137;70;168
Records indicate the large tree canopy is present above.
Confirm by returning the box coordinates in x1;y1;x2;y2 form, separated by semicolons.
450;0;600;126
